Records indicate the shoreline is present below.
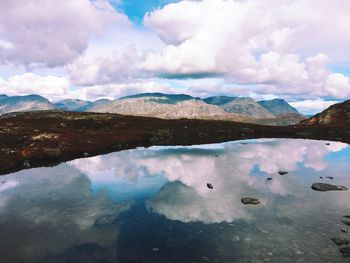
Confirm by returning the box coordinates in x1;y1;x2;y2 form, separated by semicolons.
0;111;349;176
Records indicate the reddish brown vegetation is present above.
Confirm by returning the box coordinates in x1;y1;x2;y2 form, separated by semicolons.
0;103;349;175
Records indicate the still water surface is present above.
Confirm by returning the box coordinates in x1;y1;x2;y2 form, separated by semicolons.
0;139;350;262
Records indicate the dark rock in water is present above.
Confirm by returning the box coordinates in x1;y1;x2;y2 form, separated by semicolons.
344;215;350;219
326;176;334;180
331;237;349;246
241;197;260;205
341;228;349;233
339;246;350;257
326;143;330;145
278;171;288;175
207;183;213;189
215;155;219;157
311;183;348;191
267;177;272;181
342;221;350;226
240;143;248;145
320;176;324;179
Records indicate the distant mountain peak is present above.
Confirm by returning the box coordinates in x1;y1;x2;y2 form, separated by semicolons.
258;99;300;116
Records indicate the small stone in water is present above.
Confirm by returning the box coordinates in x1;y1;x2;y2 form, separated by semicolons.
326;176;334;180
311;183;348;191
320;176;324;179
341;228;349;233
267;178;272;181
344;215;350;219
331;237;349;246
278;171;288;175
326;143;330;145
241;197;260;205
207;183;213;189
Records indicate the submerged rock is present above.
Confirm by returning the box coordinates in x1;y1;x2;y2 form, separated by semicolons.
326;176;334;180
342;221;350;227
341;228;349;233
267;177;272;181
344;215;350;219
339;246;350;257
278;171;288;175
207;183;213;189
311;183;348;192
241;197;260;205
331;237;349;246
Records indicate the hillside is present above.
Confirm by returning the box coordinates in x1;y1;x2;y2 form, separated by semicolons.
205;96;274;119
0;95;55;114
300;99;350;125
88;96;248;122
257;99;300;115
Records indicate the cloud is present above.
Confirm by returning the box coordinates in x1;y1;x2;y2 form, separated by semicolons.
67;45;146;86
67;80;181;101
0;0;130;67
290;99;339;115
142;0;350;99
0;73;69;101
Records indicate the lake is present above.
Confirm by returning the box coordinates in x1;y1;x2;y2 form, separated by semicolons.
0;139;350;262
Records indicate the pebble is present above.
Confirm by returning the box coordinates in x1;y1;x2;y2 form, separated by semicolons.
207;183;213;189
241;197;261;205
341;228;349;233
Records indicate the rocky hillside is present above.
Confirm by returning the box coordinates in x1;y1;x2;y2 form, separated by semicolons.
300;99;350;125
0;95;55;114
258;99;300;115
0;93;305;125
205;96;274;119
88;96;248;122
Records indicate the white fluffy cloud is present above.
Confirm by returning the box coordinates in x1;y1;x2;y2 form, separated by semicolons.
0;0;130;67
142;0;350;99
0;73;69;100
68;80;180;101
67;46;146;86
290;99;339;115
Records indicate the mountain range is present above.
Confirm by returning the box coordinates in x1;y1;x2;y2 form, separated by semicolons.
0;93;305;125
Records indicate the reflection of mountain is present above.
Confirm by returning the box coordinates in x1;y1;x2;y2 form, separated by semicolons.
0;164;129;263
70;139;348;224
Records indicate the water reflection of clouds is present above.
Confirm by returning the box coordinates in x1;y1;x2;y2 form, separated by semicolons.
69;139;348;224
0;165;129;262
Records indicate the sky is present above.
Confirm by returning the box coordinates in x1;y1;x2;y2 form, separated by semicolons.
0;0;349;114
